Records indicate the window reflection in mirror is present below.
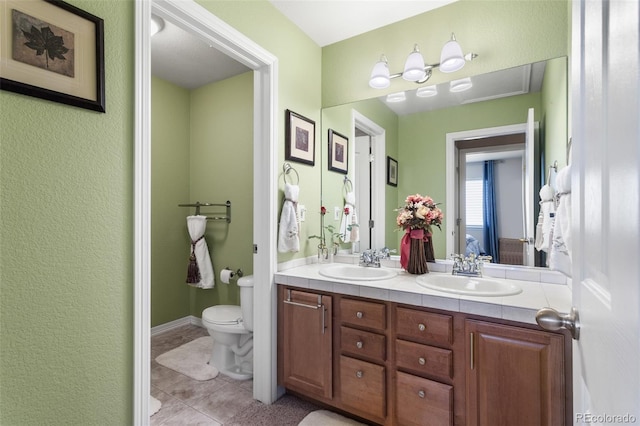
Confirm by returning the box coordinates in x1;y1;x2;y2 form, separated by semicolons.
320;57;568;268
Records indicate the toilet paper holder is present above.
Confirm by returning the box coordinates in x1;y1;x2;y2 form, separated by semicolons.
222;267;244;281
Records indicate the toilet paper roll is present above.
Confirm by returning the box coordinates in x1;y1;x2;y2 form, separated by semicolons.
220;268;233;284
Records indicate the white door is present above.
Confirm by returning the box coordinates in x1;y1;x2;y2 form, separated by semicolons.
355;134;371;251
571;0;640;422
523;108;535;266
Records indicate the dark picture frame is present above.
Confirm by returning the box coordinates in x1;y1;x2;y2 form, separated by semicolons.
328;129;349;174
387;156;398;186
285;109;316;166
0;0;105;112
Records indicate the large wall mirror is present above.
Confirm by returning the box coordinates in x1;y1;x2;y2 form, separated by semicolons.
321;56;568;268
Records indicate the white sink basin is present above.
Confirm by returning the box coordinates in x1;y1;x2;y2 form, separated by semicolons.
416;274;522;297
319;264;397;281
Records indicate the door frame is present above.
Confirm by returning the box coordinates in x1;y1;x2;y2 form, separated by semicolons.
134;0;278;423
351;110;386;250
446;124;529;258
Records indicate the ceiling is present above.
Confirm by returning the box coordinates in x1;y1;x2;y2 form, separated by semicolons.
151;1;457;89
150;0;544;114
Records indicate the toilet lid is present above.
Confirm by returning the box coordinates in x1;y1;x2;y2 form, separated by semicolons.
202;305;242;325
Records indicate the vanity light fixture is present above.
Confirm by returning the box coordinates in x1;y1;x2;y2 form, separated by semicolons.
369;33;477;89
449;77;473;93
150;15;165;36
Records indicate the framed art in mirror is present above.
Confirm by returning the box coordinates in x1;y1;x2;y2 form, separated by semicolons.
328;129;348;174
0;0;105;112
387;156;398;186
285;109;316;166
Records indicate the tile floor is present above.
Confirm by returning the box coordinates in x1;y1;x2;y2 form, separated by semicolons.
151;324;321;425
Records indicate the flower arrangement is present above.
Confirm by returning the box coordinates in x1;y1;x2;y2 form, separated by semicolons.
397;194;443;274
396;194;443;232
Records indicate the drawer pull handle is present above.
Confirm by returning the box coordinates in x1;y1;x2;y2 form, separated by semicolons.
356;341;363;349
356;370;363;378
418;323;426;331
356;311;363;319
418;357;426;366
418;390;425;398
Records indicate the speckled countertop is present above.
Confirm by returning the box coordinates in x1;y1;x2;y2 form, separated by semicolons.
275;257;572;326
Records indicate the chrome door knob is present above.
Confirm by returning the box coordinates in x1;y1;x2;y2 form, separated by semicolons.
536;306;580;340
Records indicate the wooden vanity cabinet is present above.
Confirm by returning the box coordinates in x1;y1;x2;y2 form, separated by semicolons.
277;284;570;426
278;287;333;400
465;320;567;426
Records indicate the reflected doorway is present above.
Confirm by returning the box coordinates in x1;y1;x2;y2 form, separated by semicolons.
351;111;386;252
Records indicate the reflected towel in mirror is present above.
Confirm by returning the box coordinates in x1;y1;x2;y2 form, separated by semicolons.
340;191;359;243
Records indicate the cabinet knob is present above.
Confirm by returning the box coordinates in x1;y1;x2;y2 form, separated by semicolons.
356;370;363;378
356;341;363;349
418;390;425;398
356;311;363;319
418;323;426;331
418;357;426;366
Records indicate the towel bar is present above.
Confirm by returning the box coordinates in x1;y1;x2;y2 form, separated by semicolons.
178;201;231;223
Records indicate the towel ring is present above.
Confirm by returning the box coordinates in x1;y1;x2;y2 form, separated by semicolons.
283;163;299;185
344;176;353;194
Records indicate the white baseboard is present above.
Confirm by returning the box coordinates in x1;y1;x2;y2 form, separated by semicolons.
151;315;203;336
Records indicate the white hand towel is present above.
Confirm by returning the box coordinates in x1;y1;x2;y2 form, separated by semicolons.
186;215;215;289
535;184;556;252
340;191;359;243
549;165;572;277
278;183;300;253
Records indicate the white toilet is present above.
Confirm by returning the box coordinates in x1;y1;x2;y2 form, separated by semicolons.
201;275;254;380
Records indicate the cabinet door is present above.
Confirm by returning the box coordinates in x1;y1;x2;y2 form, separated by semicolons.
466;320;565;426
281;289;332;399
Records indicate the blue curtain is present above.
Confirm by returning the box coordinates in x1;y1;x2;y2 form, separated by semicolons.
483;161;499;261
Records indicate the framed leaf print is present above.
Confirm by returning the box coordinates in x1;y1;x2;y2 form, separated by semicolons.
0;0;105;112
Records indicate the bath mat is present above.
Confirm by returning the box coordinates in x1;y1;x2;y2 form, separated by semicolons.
149;396;161;416
298;410;366;426
155;336;219;381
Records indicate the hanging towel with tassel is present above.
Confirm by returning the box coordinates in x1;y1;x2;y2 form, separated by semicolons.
278;183;300;253
340;191;359;243
186;215;215;288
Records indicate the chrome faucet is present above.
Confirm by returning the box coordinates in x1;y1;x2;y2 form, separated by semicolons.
451;253;492;277
360;247;395;268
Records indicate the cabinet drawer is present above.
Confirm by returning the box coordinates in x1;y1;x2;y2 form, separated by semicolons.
396;339;453;381
341;298;386;331
395;307;452;346
341;326;386;362
396;371;453;426
340;355;386;419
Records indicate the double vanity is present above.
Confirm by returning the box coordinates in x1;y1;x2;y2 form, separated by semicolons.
276;257;572;426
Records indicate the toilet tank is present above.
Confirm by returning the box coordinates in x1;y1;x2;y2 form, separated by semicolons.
238;275;254;331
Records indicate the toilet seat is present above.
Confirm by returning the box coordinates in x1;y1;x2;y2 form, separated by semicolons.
202;305;249;333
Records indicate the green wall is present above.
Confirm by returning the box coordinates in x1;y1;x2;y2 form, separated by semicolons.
189;71;254;317
152;77;192;326
0;1;135;424
541;57;569;169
